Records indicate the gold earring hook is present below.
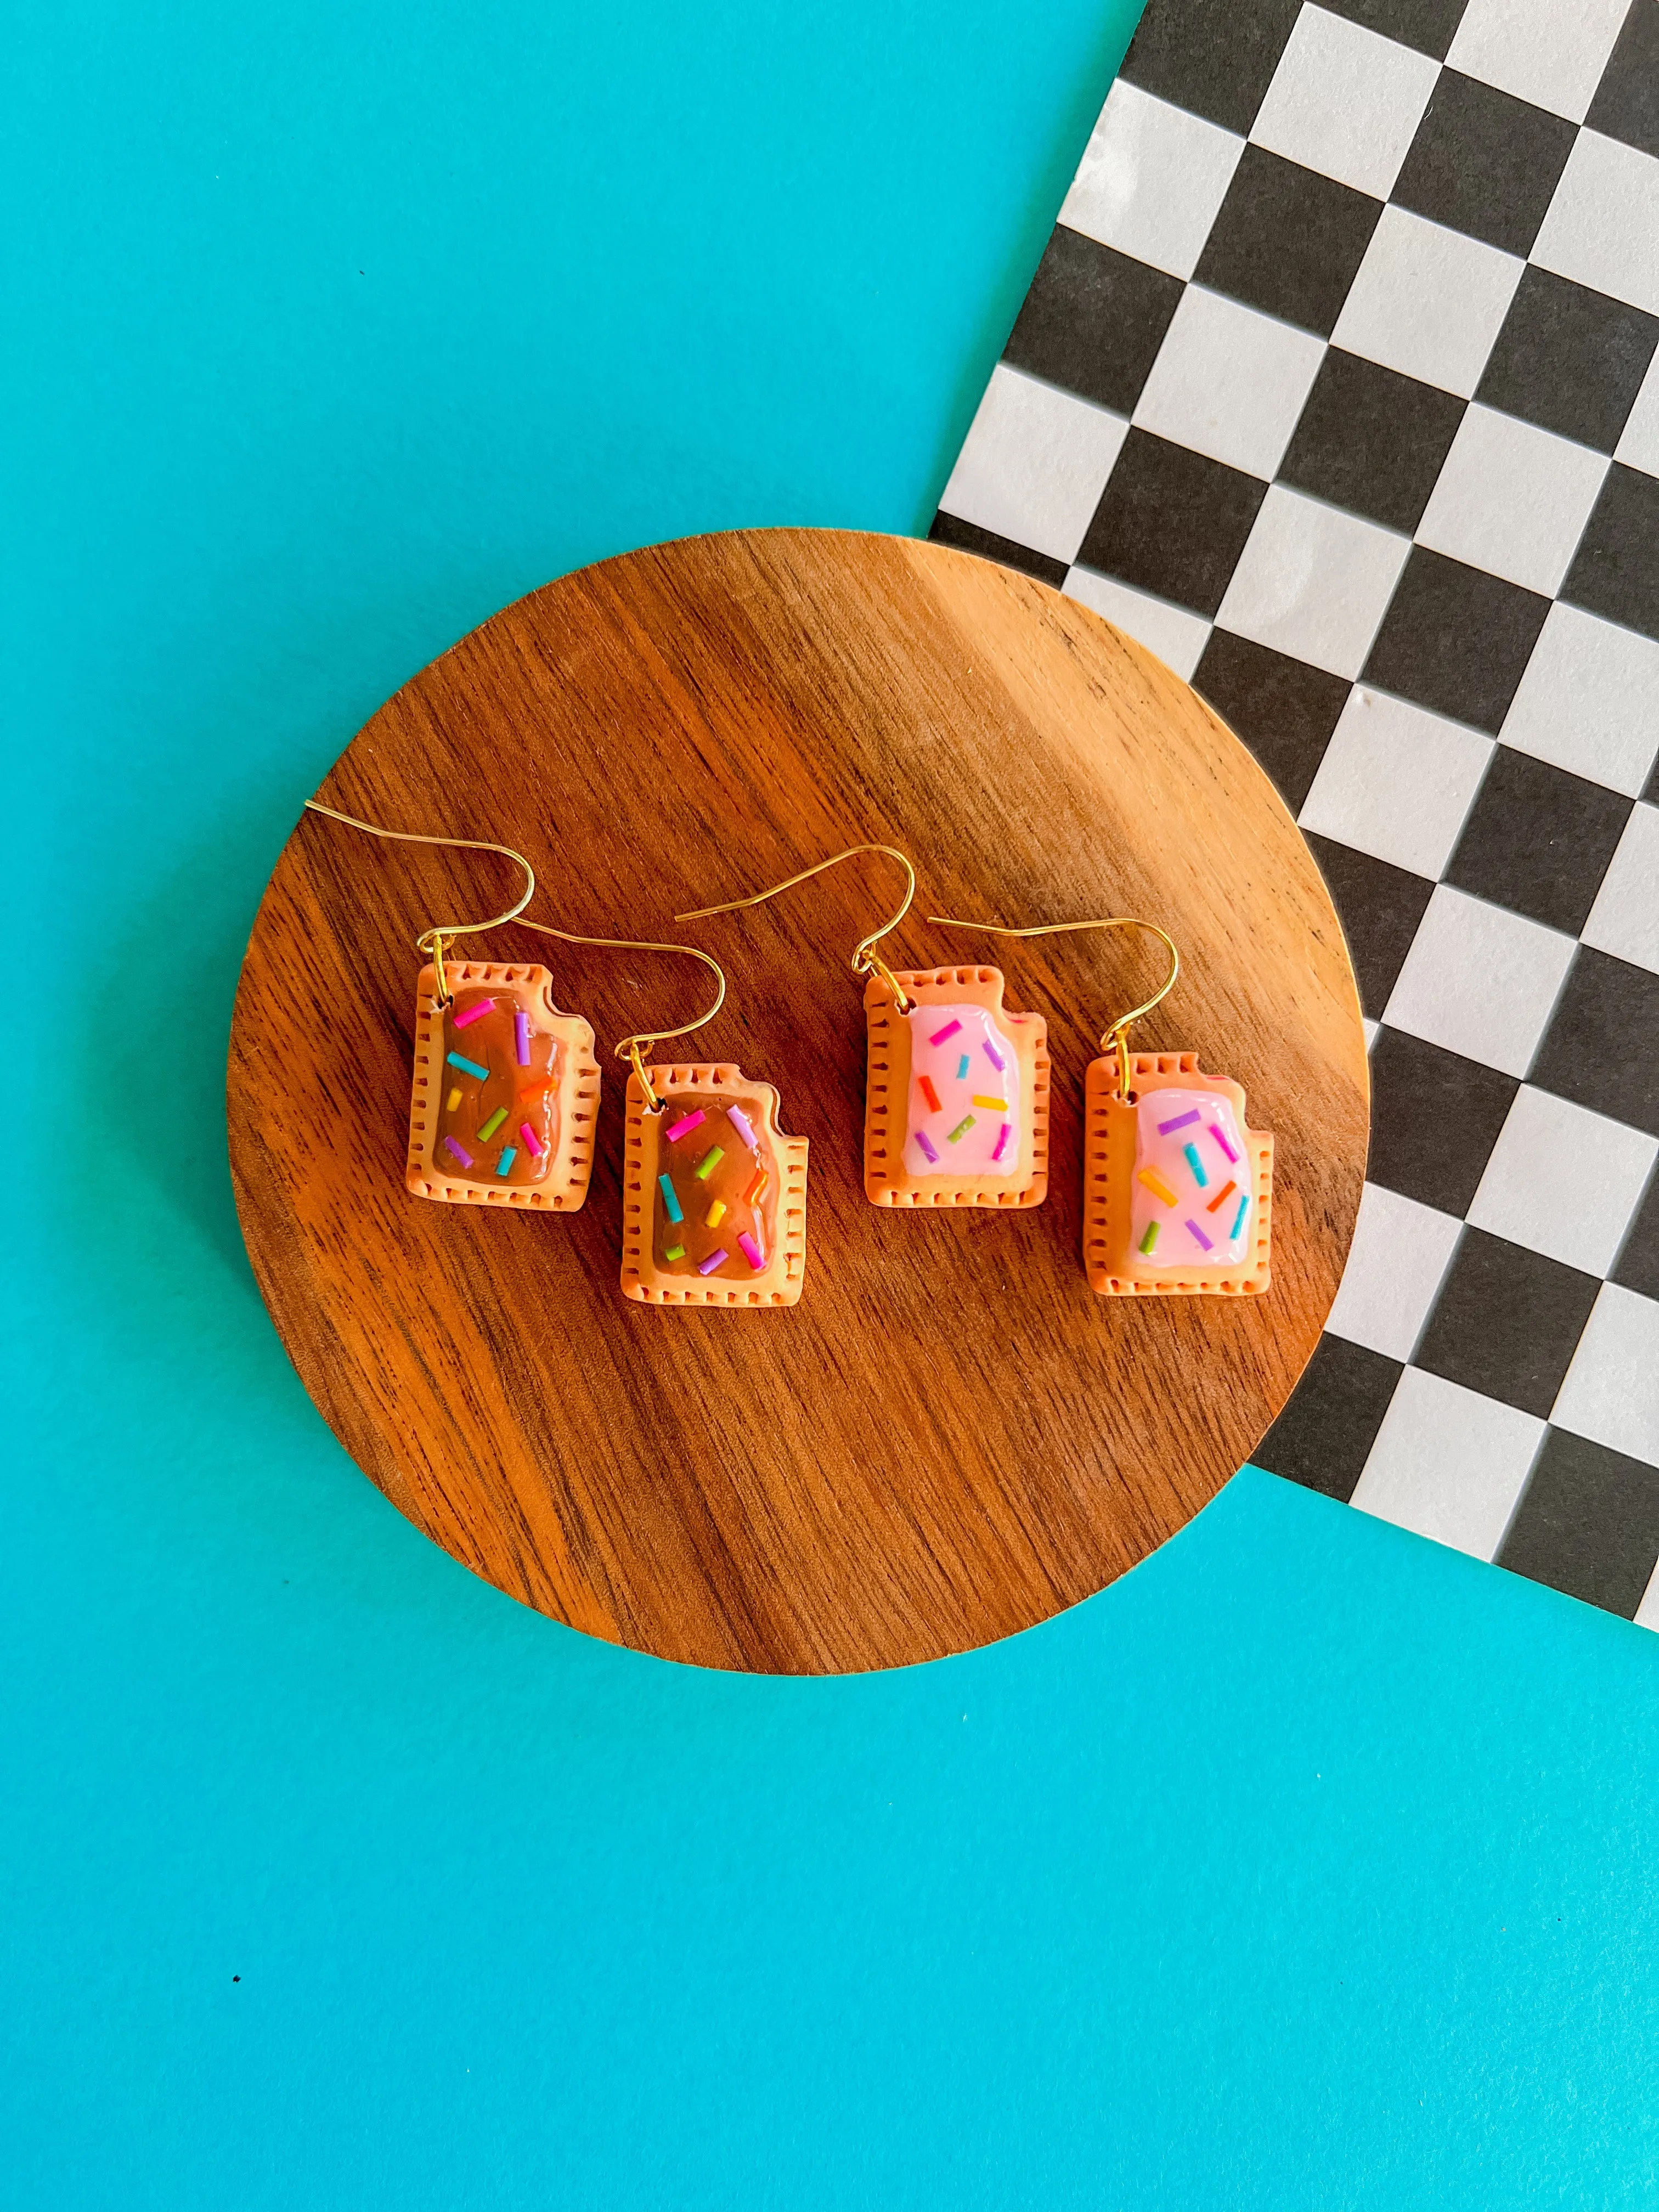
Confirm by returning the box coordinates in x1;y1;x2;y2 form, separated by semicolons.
511;918;726;1113
302;797;535;1006
678;843;918;1011
929;910;1180;1101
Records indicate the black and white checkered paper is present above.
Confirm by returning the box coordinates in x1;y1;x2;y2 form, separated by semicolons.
932;0;1659;1624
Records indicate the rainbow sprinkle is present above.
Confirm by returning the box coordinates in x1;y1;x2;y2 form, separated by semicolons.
991;1121;1012;1164
514;1011;531;1067
478;1107;509;1142
706;1199;727;1228
915;1129;939;1164
946;1115;975;1144
658;1173;684;1223
442;1136;473;1169
1187;1217;1214;1253
694;1146;725;1182
495;1147;516;1176
928;1018;963;1047
1209;1120;1240;1164
666;1108;706;1142
445;1087;462;1113
972;1094;1008;1112
725;1105;757;1150
697;1249;728;1277
1230;1194;1249;1242
957;1053;970;1080
519;1122;545;1158
737;1232;764;1269
1137;1167;1178;1206
1205;1178;1238;1215
1158;1108;1201;1135
1183;1141;1209;1188
664;1243;686;1261
983;1039;1006;1072
447;1052;488;1081
917;1074;943;1115
1139;1221;1159;1256
451;999;493;1029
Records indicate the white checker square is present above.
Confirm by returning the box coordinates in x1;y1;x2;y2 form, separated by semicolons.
1383;884;1576;1078
1445;0;1632;126
1215;486;1410;679
1062;567;1211;680
1298;685;1491;878
1500;602;1659;798
1552;1284;1659;1467
1638;1560;1659;1633
1132;287;1325;479
1364;1018;1380;1051
938;366;1127;565
1351;1368;1544;1561
1331;206;1523;399
1251;4;1438;197
1583;803;1659;977
1059;79;1245;282
1325;1182;1463;1362
1616;351;1659;478
1414;405;1610;597
1468;1086;1658;1278
1531;131;1659;321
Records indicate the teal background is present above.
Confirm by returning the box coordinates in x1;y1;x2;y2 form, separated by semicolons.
7;2;1658;2204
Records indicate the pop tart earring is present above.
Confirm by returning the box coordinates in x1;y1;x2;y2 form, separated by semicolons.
680;845;1051;1210
930;910;1273;1295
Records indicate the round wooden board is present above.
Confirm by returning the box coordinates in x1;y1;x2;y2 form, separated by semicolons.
229;528;1368;1673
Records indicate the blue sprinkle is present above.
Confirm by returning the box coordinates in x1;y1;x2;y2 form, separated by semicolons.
1182;1141;1209;1188
658;1173;684;1224
495;1147;517;1177
446;1051;489;1080
1230;1193;1249;1241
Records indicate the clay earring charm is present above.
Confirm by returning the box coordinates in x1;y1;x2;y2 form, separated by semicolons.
302;800;601;1210
682;844;1050;1210
930;911;1273;1295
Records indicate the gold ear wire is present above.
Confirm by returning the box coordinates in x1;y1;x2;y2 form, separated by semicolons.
512;918;725;1114
679;843;918;1011
928;910;1180;1101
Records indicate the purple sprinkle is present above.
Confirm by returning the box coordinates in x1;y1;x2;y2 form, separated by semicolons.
442;1136;475;1169
1158;1108;1202;1135
514;1010;531;1066
725;1105;757;1150
1186;1217;1214;1252
697;1248;729;1276
737;1232;764;1269
927;1018;963;1047
991;1121;1012;1163
915;1128;939;1164
1208;1119;1240;1164
982;1037;1006;1072
665;1108;706;1142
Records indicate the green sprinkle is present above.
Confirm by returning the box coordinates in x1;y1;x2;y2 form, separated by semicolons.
664;1244;686;1262
946;1115;975;1144
478;1107;509;1142
1138;1221;1159;1256
694;1145;725;1182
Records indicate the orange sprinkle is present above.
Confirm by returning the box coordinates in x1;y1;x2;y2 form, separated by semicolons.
744;1167;769;1205
1206;1177;1238;1216
1137;1167;1178;1207
918;1074;943;1115
516;1076;557;1101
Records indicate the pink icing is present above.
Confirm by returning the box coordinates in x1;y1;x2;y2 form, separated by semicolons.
902;1002;1022;1180
1129;1088;1250;1269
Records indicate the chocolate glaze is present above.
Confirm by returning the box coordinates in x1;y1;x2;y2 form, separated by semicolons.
651;1093;777;1280
436;987;560;1187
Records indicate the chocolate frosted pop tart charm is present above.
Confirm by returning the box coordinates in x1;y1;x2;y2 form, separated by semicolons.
622;1063;808;1305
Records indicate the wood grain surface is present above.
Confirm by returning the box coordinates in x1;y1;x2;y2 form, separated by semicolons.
228;528;1368;1672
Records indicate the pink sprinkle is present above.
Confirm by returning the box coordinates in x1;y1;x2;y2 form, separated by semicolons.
519;1122;545;1158
991;1121;1012;1163
737;1232;764;1270
1208;1120;1240;1164
666;1109;706;1142
915;1128;939;1164
452;998;493;1029
1186;1217;1214;1252
725;1105;757;1150
928;1018;963;1047
443;1136;474;1168
1158;1108;1202;1135
698;1249;728;1276
983;1038;1006;1071
514;1011;531;1066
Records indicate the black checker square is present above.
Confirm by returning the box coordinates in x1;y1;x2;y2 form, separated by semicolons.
1415;1228;1601;1420
1116;0;1303;137
1392;70;1577;259
1586;0;1659;163
1317;0;1469;61
1280;347;1466;535
1367;1026;1518;1217
1530;949;1659;1140
1191;630;1351;812
1304;833;1435;1020
1002;229;1183;418
1076;429;1265;618
1445;749;1634;938
1476;266;1659;455
1193;146;1383;338
1250;1333;1403;1503
927;512;1068;591
1362;547;1550;735
1499;1428;1659;1618
1560;464;1659;643
1612;1164;1659;1301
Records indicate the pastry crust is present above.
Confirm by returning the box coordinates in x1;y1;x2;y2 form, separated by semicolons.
406;962;599;1209
621;1063;808;1306
863;966;1049;1207
1084;1051;1272;1295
